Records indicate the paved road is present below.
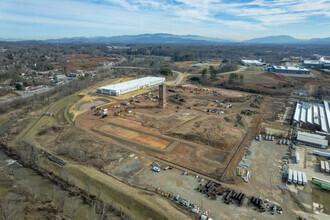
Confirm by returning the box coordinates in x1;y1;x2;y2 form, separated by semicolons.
0;87;53;105
111;66;149;70
219;65;247;75
171;70;185;85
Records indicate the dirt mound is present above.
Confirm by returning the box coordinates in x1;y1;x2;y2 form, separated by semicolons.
167;117;244;149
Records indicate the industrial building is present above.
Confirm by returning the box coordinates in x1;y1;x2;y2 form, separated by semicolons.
293;101;330;133
296;131;328;149
96;77;165;96
241;59;264;66
268;65;310;75
303;57;330;67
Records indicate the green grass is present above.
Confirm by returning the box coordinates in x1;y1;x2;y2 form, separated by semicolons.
312;188;330;214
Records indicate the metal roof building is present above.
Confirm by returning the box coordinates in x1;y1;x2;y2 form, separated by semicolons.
241;59;264;66
303;57;330;67
271;65;310;75
293;101;330;133
96;77;165;96
296;131;328;149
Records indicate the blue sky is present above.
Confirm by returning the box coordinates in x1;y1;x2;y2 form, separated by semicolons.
1;0;330;40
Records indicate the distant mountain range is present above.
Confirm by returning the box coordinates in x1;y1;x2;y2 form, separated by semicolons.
242;35;330;44
1;34;330;45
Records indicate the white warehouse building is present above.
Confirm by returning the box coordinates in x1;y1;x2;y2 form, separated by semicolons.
241;59;264;66
96;76;165;96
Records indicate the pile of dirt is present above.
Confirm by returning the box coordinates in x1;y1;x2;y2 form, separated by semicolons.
167;117;243;149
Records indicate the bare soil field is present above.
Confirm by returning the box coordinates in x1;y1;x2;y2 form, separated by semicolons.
75;85;267;178
98;123;170;150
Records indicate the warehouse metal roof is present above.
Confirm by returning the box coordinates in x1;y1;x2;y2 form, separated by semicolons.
297;131;328;147
273;66;309;71
97;77;165;91
241;59;263;65
293;101;330;133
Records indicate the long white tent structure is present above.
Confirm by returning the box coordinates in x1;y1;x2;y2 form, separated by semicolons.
96;77;165;96
293;100;330;133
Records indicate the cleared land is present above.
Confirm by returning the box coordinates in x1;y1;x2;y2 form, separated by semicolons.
76;84;266;179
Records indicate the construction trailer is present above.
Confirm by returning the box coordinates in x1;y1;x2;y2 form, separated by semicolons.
96;77;165;96
287;169;293;183
312;177;330;190
302;172;307;185
325;161;330;173
293;170;298;184
313;150;330;158
296;153;300;164
321;161;325;172
297;171;303;185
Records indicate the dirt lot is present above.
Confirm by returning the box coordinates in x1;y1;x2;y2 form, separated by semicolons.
79;100;105;111
76;85;266;179
289;144;330;216
131;163;294;220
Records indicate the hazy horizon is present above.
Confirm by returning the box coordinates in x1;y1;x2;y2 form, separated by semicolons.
1;0;330;41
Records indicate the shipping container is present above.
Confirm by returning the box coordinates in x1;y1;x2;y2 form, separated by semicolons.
293;170;298;184
296;153;300;164
288;169;293;183
302;172;307;185
325;161;329;173
321;161;325;172
298;171;303;185
312;177;330;191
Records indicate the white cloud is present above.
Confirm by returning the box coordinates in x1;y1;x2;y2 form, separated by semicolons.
0;0;330;39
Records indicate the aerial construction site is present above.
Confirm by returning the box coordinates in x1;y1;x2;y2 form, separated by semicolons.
1;43;330;220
